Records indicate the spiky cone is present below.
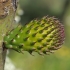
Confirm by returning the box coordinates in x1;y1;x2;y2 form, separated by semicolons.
4;16;65;55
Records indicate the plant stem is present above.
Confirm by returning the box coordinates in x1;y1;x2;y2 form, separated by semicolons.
0;42;4;70
0;0;18;70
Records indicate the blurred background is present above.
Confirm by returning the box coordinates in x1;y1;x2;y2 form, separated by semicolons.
5;0;70;70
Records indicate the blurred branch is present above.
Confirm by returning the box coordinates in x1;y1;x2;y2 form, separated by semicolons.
0;0;18;70
60;0;70;19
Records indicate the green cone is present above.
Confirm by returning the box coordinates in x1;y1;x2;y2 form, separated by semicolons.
4;16;65;54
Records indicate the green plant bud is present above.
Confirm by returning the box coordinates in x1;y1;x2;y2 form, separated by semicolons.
4;16;65;55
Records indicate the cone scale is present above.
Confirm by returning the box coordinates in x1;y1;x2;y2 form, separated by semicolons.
4;16;65;55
